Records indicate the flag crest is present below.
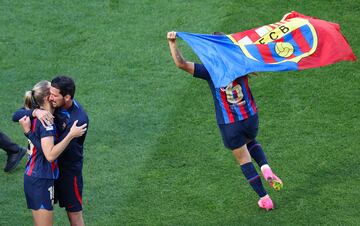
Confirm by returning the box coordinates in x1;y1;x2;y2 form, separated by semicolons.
228;17;318;64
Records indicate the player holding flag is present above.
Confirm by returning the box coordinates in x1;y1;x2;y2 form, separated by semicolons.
167;31;283;211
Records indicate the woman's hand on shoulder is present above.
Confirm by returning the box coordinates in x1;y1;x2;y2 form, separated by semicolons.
69;120;87;139
33;109;54;127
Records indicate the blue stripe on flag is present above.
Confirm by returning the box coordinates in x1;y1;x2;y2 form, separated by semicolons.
283;32;304;57
300;25;314;48
267;42;287;62
245;44;265;62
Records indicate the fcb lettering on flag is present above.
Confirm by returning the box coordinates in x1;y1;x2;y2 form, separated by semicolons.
176;11;357;88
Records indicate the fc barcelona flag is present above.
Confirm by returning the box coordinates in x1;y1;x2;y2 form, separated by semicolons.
177;11;357;88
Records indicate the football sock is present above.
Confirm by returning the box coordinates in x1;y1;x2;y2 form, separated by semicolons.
247;140;268;167
241;162;267;197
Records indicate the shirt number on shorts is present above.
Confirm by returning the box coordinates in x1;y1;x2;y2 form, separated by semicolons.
48;186;54;206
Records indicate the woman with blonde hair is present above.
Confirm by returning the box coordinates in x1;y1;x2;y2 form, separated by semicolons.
18;80;87;226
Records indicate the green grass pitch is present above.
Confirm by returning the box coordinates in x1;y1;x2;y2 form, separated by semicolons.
0;0;359;225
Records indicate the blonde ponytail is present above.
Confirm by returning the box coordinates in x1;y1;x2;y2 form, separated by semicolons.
23;80;50;109
24;90;33;109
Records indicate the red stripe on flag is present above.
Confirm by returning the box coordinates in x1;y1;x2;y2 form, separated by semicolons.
256;44;277;63
287;53;297;60
275;37;285;43
249;30;261;42
231;28;262;43
268;24;277;29
291;28;311;53
230;33;244;42
220;90;235;123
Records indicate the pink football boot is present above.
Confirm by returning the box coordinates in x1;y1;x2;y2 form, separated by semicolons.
258;195;274;211
261;165;283;191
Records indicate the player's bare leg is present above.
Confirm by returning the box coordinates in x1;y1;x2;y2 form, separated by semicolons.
32;209;53;226
67;211;84;226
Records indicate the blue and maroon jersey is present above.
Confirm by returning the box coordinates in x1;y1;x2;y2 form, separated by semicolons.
25;118;59;179
194;63;257;124
56;99;89;176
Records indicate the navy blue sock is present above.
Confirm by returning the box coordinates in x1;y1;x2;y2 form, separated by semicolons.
241;162;267;197
247;140;268;167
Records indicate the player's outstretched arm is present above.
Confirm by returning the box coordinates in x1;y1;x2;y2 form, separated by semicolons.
167;31;195;75
12;108;33;122
13;108;53;127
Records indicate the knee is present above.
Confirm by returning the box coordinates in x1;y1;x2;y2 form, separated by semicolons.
247;139;260;152
68;211;84;226
232;145;251;165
